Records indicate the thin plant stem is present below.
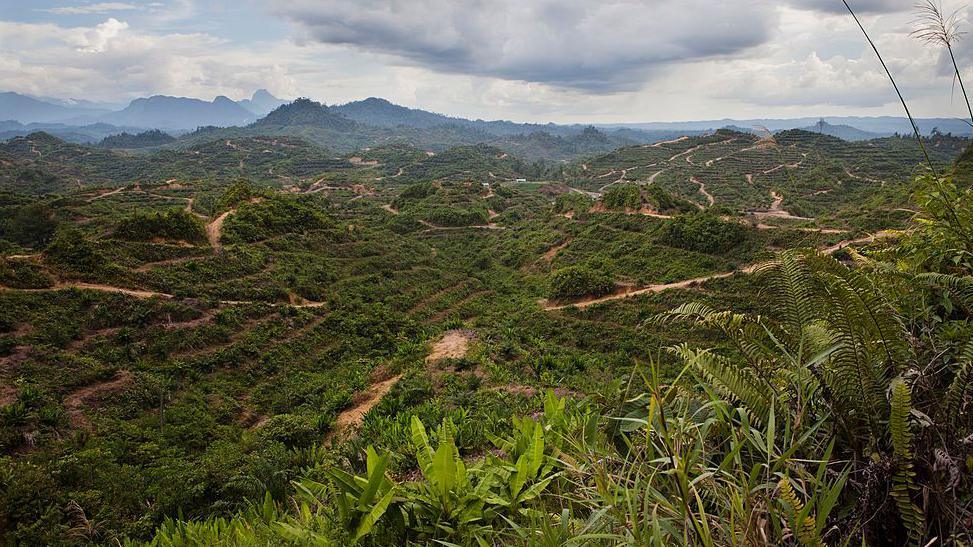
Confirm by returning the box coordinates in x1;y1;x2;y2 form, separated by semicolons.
946;43;973;127
842;0;938;175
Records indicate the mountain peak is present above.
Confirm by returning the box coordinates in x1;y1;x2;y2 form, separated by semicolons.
252;89;276;101
239;89;288;117
255;98;356;130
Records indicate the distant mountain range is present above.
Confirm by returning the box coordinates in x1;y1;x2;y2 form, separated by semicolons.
0;90;285;130
603;116;973;138
1;89;970;161
97;95;256;129
0;92;112;124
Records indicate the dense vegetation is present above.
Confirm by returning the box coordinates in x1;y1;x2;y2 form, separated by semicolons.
99;130;175;149
113;209;206;243
660;212;745;253
547;264;615;300
0;100;971;545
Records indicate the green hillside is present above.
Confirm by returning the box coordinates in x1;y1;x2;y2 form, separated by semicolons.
0;122;971;545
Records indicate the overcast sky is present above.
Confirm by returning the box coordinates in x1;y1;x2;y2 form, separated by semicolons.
2;0;972;123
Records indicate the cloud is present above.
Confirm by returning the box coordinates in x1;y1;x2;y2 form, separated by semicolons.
783;0;908;14
2;0;971;123
272;0;781;92
0;18;302;102
42;2;139;15
77;17;128;52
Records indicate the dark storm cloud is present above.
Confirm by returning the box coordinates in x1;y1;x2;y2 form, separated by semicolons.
272;0;781;92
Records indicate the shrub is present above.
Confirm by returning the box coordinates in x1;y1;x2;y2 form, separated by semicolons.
548;265;614;300
216;179;268;211
399;182;438;201
645;185;696;213
222;197;331;243
0;202;57;248
255;413;323;448
660;212;744;253
424;207;488;227
602;184;642;210
45;226;105;273
113;209;206;244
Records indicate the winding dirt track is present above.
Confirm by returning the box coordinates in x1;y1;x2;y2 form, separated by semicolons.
691;177;715;207
206;210;234;249
542;232;893;311
86;186;126;202
330;375;403;433
651;136;689;147
0;283;328;308
327;330;472;438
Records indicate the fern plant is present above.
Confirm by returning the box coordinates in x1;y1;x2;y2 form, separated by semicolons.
888;378;925;546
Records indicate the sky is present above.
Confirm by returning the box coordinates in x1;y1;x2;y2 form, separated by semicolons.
2;0;973;123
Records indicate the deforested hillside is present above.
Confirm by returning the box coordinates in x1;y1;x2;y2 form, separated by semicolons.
1;109;971;543
7;1;973;544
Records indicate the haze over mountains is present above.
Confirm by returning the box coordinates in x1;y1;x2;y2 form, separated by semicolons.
1;89;970;152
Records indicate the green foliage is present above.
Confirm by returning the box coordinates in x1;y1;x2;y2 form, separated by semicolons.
547;264;614;300
601;183;642;210
0;202;58;247
113;209;206;244
45;225;106;274
399;182;437;201
255;413;326;448
4;111;973;546
423;206;488;227
317;446;395;543
889;378;925;545
645;184;696;213
215;179;267;212
660;212;745;253
222;196;331;243
99;130;175;149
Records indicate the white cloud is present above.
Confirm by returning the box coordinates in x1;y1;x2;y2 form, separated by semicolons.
42;2;139;15
77;17;128;52
0;18;302;102
1;0;972;122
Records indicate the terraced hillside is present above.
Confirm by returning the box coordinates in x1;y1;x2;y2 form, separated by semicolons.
0;128;969;544
564;129;967;231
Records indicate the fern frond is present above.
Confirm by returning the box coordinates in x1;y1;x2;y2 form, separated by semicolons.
916;272;973;312
943;360;972;431
889;378;925;545
672;344;772;425
755;250;819;342
817;265;911;439
777;478;826;547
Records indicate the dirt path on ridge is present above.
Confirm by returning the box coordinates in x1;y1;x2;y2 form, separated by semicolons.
328;330;473;438
0;283;328;308
542;232;894;310
86;186;126;202
691;177;715;207
650;136;689;147
206;210;234;249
